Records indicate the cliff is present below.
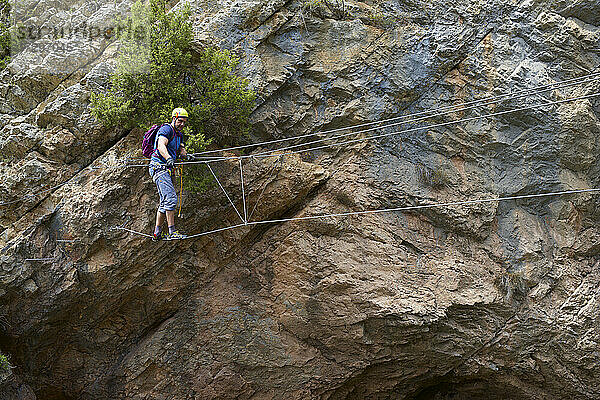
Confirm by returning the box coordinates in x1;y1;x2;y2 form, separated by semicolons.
1;0;600;399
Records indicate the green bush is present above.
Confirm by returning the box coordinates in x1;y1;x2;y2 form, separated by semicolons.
0;0;10;70
302;0;349;19
91;0;255;192
0;352;11;375
416;163;450;189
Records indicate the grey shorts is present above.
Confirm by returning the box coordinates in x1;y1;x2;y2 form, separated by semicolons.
149;163;178;213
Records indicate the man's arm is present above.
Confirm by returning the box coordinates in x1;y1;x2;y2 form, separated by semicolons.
157;136;170;160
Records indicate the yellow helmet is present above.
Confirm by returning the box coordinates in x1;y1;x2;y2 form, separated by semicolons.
172;107;189;119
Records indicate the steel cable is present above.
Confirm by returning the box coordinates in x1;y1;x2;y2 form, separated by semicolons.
114;188;600;240
5;75;599;210
124;72;600;163
185;72;600;157
170;90;600;166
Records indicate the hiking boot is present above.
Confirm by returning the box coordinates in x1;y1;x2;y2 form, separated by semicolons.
152;231;164;241
165;230;187;240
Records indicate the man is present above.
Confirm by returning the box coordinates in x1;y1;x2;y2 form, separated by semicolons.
149;107;189;240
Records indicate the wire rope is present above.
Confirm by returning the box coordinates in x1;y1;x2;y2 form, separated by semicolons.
185;72;600;157
124;72;600;163
6;75;600;220
5;89;600;210
113;188;600;240
171;90;600;165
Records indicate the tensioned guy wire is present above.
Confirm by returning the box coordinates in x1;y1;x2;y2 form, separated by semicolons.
114;227;153;238
206;163;245;223
123;88;600;169
125;72;600;163
5;88;599;211
239;158;248;224
113;93;600;240
185;72;600;157
255;91;600;159
123;73;600;167
170;90;600;167
113;188;600;240
245;189;600;226
5;74;599;209
245;90;600;159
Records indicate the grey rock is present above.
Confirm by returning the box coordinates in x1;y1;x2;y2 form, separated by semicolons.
1;0;600;399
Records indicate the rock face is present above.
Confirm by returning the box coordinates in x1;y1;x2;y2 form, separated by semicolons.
1;0;600;399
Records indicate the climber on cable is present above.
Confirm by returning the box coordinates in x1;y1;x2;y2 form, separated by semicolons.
149;107;189;241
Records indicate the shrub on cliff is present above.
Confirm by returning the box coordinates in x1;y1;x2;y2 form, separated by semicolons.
91;0;255;191
0;352;11;378
0;0;10;70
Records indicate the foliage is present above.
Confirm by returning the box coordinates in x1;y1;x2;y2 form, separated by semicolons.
90;0;255;192
363;9;397;30
0;0;10;70
302;0;349;20
499;269;529;301
416;163;450;189
0;352;11;376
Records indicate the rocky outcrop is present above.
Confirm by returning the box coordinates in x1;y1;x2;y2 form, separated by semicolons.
1;0;600;399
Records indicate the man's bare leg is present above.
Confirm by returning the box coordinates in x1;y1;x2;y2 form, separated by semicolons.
166;210;175;229
156;210;165;229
